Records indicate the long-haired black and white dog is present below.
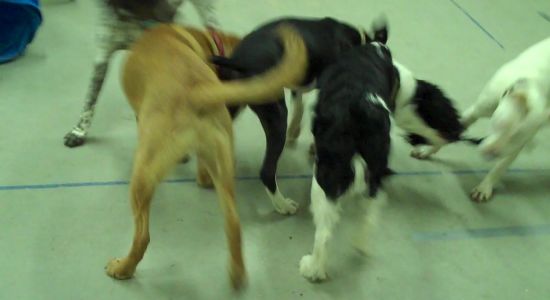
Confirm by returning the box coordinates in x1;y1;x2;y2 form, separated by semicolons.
299;43;480;282
299;42;395;282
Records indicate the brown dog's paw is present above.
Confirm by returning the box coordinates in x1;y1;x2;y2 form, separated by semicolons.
105;258;135;280
229;263;247;291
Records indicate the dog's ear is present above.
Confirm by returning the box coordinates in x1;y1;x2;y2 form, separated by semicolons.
370;14;389;44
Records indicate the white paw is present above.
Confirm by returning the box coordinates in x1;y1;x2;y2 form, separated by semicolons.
267;188;298;215
299;254;327;282
470;182;494;202
272;197;299;215
410;146;433;160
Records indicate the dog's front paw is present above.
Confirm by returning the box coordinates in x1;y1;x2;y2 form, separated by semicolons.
470;182;494;203
64;131;86;148
105;258;136;280
286;125;301;145
272;196;299;215
300;254;327;282
410;146;433;160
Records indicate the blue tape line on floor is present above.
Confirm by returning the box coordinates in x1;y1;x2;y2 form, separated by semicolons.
412;224;550;241
449;0;504;49
1;168;549;191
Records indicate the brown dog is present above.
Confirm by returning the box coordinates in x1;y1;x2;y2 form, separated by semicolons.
104;24;307;290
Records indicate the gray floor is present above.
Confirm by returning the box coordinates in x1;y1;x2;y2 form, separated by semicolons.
2;0;550;299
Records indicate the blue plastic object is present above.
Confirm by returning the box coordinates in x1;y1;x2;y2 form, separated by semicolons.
0;0;42;63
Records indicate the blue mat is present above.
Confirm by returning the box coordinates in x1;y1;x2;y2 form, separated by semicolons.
0;0;42;63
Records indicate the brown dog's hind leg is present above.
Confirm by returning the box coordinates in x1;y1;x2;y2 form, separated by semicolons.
106;122;189;280
198;129;246;290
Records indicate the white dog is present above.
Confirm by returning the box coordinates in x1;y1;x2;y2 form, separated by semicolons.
461;37;550;202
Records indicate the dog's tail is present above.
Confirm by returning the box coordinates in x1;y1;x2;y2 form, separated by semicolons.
190;25;308;107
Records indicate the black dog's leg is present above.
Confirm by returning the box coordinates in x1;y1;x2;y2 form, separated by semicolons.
251;100;298;215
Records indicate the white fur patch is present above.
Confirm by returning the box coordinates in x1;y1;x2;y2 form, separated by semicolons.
370;42;387;58
300;175;340;281
265;186;298;215
366;93;390;113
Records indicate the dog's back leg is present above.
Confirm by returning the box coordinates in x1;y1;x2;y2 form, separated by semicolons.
251;100;299;215
197;126;246;290
106;116;191;280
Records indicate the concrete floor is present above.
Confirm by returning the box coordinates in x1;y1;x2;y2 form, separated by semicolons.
1;0;550;299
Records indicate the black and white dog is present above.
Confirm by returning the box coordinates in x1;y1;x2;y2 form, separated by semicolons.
299;41;394;282
212;16;389;215
299;44;481;282
63;0;218;147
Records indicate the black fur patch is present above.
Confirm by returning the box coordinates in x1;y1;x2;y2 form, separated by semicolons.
408;80;465;145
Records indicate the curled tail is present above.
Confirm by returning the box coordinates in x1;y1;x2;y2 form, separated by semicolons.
190;25;308;107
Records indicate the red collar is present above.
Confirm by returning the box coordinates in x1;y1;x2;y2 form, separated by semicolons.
208;28;225;57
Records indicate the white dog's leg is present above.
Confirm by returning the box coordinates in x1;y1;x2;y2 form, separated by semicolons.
300;176;340;282
471;148;522;202
64;43;119;147
286;91;304;145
